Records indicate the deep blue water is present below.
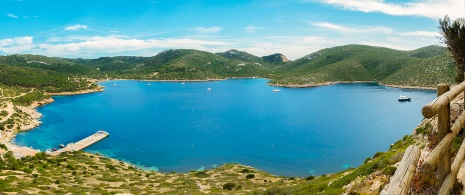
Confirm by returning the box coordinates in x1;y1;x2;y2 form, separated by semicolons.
12;79;436;176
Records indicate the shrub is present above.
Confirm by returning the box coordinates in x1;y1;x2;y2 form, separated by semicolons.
383;166;397;176
363;157;371;164
223;182;236;190
246;174;255;179
306;176;315;181
373;152;384;158
241;168;251;173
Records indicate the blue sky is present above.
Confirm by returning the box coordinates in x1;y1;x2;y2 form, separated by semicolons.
0;0;463;60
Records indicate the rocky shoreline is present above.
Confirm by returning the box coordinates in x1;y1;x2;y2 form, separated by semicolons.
269;80;437;90
0;87;104;153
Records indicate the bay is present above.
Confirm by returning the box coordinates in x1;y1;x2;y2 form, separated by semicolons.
12;79;436;176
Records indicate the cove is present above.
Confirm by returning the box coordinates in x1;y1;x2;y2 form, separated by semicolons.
12;79;436;177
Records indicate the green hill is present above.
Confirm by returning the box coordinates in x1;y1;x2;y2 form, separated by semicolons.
0;55;98;93
141;49;270;80
273;44;455;87
0;54;97;75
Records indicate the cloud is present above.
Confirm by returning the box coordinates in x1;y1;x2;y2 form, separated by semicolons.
244;25;262;33
0;36;33;47
191;27;223;34
65;24;89;31
7;13;18;18
312;0;462;20
36;36;230;56
311;22;393;34
0;36;35;53
398;31;439;37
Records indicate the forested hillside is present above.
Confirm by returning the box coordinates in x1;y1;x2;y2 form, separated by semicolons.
272;45;455;87
0;44;456;90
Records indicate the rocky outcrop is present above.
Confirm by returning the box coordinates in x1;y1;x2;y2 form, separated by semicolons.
262;53;289;63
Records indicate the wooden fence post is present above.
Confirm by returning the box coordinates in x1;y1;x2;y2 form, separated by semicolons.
437;84;451;186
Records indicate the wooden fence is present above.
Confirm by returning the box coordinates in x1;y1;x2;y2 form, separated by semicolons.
382;82;465;195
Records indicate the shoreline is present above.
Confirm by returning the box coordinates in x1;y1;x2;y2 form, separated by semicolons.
268;80;437;90
0;86;105;157
107;77;436;91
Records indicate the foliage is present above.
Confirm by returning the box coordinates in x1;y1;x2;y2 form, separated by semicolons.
451;136;464;155
439;15;465;82
274;44;455;87
246;174;255;179
223;182;236;190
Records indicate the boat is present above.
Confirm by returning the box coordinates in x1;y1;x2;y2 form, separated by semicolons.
59;143;65;148
272;83;281;92
207;88;212;91
147;82;151;86
398;95;411;101
52;148;57;151
181;82;185;85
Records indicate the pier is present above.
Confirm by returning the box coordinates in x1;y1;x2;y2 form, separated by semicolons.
48;130;109;156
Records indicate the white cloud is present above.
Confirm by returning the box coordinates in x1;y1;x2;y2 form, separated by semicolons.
7;13;18;18
313;0;463;20
244;25;263;33
65;24;89;31
398;31;439;37
191;27;223;34
311;22;393;34
36;36;230;56
0;36;35;53
15;36;33;45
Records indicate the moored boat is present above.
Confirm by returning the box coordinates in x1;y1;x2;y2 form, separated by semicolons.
398;95;411;101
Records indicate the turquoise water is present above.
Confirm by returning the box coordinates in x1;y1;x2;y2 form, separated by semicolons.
13;79;436;176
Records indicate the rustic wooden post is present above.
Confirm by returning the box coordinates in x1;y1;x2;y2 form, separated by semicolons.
437;84;451;186
380;145;421;195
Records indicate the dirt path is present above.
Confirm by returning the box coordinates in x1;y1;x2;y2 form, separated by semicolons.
0;101;14;123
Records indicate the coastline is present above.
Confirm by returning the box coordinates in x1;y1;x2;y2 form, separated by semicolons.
268;80;437;90
0;86;105;157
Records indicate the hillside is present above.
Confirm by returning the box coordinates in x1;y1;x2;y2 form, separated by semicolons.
140;49;271;80
272;45;455;88
0;45;455;87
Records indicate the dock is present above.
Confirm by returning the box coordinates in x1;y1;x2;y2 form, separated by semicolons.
48;130;109;156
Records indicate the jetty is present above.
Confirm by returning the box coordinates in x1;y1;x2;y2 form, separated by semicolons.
48;130;109;156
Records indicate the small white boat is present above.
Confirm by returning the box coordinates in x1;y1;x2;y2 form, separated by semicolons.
147;82;151;86
398;95;411;101
181;82;185;85
207;88;212;91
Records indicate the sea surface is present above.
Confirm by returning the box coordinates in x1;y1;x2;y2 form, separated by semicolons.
13;79;436;176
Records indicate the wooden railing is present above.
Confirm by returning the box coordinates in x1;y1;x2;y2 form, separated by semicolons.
382;82;465;195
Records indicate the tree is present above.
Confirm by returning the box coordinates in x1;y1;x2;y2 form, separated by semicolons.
439;15;465;82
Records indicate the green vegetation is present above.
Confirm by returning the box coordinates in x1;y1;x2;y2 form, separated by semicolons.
439;16;465;81
0;44;457;92
0;151;305;194
273;44;455;87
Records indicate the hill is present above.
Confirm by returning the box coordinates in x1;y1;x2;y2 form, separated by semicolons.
140;49;270;80
0;55;99;93
272;45;455;88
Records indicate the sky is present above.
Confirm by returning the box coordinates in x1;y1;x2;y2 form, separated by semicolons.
0;0;463;60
